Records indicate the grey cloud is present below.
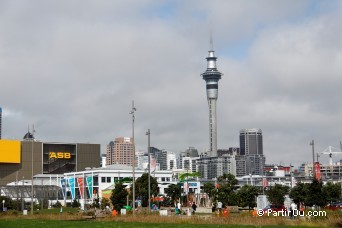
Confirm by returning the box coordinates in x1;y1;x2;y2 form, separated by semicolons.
1;1;341;167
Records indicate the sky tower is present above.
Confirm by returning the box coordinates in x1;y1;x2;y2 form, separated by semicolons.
201;42;223;157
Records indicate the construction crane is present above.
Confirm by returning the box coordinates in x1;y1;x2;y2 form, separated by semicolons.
317;145;342;166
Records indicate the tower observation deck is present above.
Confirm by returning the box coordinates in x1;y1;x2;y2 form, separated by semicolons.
201;47;223;157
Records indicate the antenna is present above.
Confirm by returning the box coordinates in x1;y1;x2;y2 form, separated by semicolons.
210;30;214;51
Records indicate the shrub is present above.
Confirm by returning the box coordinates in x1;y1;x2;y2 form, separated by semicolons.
53;201;62;208
72;199;80;208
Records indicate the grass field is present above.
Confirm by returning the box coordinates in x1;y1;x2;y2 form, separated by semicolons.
0;219;318;228
0;208;341;227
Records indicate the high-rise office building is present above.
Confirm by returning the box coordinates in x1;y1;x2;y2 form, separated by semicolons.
178;147;199;169
239;128;263;155
201;44;223;157
245;154;265;176
239;128;265;176
106;137;134;166
106;141;115;165
166;151;177;170
197;155;236;179
149;147;168;171
0;107;2;139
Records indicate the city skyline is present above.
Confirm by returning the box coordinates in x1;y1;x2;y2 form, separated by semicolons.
1;1;342;167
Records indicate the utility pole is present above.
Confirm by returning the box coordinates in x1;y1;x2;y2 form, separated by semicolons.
310;140;315;179
22;176;24;211
261;160;265;195
129;101;136;214
146;129;151;211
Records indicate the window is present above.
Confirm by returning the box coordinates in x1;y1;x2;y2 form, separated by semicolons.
101;177;106;183
161;177;165;181
106;177;111;183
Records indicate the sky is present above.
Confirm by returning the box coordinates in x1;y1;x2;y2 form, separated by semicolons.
1;0;342;168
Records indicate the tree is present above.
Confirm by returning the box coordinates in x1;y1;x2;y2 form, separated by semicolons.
165;184;181;206
218;173;239;187
0;196;14;210
322;182;341;204
237;185;259;210
265;184;289;205
203;182;216;202
100;197;110;210
132;173;159;207
289;182;309;205
111;182;128;212
216;173;239;207
305;179;326;207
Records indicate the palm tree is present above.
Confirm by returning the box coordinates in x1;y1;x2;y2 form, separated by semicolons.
178;172;200;181
178;172;200;207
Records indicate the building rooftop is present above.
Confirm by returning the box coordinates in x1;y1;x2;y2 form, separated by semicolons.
93;163;142;171
23;131;34;140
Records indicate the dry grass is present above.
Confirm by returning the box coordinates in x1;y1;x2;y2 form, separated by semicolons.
102;210;342;227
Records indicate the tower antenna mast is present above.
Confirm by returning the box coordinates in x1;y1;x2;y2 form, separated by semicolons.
210;31;214;51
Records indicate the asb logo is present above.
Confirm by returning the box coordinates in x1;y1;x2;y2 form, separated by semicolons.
49;152;71;159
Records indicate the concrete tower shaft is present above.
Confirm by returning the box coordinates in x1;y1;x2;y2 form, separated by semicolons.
201;49;223;157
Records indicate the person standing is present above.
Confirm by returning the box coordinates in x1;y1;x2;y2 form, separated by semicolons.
217;201;222;214
290;202;297;219
191;202;197;215
177;201;181;214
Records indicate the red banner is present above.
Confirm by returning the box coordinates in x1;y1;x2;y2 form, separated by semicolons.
314;162;321;180
77;177;84;199
263;178;267;188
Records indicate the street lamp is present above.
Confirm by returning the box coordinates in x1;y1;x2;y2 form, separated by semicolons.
129;101;136;214
2;200;5;212
31;126;35;215
290;164;294;188
146;129;151;211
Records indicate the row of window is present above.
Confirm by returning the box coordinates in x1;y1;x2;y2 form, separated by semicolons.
101;177;124;183
100;176;171;183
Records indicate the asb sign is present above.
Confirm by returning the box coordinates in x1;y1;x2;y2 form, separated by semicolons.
49;152;71;159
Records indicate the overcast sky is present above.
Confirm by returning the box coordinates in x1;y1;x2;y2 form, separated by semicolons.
1;0;342;167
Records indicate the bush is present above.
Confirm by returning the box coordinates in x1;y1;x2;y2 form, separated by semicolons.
72;199;80;208
91;199;100;208
83;210;94;216
53;201;62;208
100;197;110;210
7;210;19;216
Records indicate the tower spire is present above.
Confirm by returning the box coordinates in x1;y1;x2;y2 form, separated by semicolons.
210;32;214;51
